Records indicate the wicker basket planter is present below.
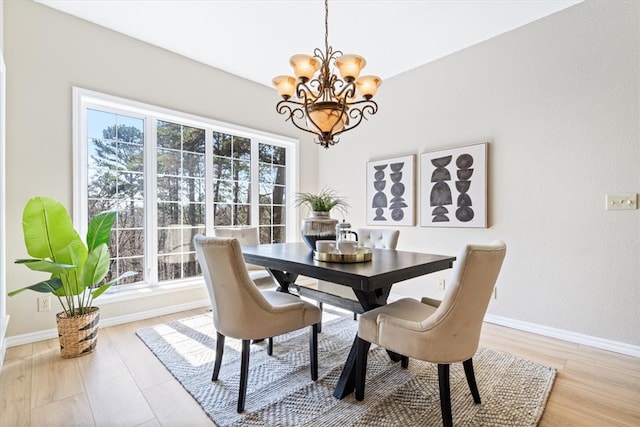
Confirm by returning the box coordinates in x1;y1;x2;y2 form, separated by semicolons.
56;307;100;358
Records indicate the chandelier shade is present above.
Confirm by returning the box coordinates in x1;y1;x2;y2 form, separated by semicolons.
273;0;381;148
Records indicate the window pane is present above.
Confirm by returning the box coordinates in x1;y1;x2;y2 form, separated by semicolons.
259;226;271;244
183;128;205;154
158;202;181;226
157;121;182;149
274;146;286;165
234;181;250;204
118;172;144;199
157;148;181;175
213;156;232;180
87;109;116;139
183;152;205;177
214;203;232;226
182;203;205;225
273;204;286;225
182;178;205;203
259;182;274;204
118;142;144;172
259;205;272;225
233;136;251;160
213;132;231;156
233;159;250;181
272;226;286;243
118;201;144;229
259;144;274;163
157;176;180;202
117;229;144;258
234;205;250;225
213;180;233;203
88;169;117;199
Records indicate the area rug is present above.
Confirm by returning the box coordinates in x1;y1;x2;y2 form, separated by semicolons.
136;312;556;426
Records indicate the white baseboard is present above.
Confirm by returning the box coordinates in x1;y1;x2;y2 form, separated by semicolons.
5;299;210;348
484;313;640;358
5;296;639;359
0;314;9;373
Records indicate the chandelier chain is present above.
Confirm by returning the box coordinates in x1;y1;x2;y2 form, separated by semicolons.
324;0;329;54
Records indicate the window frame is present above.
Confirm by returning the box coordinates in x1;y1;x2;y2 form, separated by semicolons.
73;87;299;292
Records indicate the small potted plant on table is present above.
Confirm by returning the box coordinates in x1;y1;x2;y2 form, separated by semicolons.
294;186;350;250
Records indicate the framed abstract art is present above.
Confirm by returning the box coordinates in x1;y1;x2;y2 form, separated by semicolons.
420;142;487;228
366;155;415;226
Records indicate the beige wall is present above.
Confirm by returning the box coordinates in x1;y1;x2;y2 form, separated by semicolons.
317;1;639;346
3;1;319;337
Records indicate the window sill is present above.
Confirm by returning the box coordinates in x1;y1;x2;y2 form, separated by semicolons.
97;279;206;305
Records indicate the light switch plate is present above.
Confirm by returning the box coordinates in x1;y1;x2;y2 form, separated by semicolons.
605;193;637;210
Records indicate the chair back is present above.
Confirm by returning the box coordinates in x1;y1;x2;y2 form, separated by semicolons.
193;235;272;338
357;228;400;249
213;227;262;271
425;241;506;360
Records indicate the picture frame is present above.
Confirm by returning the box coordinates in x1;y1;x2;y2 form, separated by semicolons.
366;154;415;226
420;142;487;228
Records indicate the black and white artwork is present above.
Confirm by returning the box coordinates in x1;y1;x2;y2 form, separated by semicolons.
366;155;415;226
420;143;487;228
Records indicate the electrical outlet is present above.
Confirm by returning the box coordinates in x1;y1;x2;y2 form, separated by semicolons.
37;296;51;312
438;279;446;291
605;193;637;210
492;287;498;299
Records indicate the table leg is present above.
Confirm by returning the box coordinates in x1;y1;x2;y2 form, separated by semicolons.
334;285;401;399
267;269;299;293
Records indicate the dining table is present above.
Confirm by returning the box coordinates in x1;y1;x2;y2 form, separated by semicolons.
242;242;456;399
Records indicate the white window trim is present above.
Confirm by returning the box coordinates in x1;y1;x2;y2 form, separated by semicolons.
72;87;299;294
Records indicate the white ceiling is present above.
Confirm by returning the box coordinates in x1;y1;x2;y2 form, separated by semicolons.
37;0;581;88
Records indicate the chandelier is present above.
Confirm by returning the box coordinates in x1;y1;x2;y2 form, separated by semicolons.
272;0;381;149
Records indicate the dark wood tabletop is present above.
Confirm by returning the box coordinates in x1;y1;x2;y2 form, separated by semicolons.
242;242;456;292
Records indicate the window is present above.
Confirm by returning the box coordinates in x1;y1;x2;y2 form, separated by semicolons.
74;88;298;289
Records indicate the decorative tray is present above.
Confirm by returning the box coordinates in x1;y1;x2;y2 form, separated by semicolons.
313;248;372;263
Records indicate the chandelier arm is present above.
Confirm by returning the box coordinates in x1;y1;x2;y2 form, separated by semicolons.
329;101;378;139
333;81;357;100
275;100;330;141
296;80;321;102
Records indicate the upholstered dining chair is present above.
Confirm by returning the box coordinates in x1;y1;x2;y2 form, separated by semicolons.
193;235;322;413
355;241;507;427
213;226;266;277
316;228;400;320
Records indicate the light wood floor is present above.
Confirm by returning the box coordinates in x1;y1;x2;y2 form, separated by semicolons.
1;306;639;426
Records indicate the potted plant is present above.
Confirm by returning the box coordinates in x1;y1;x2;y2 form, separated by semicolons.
294;186;350;250
8;196;136;358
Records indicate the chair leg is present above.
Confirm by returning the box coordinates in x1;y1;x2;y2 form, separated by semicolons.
317;302;323;333
237;339;250;413
310;323;319;380
267;337;273;356
212;332;225;381
355;337;371;401
401;355;409;369
463;358;481;404
438;364;453;427
353;312;357;321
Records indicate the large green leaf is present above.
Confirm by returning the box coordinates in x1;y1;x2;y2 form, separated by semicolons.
80;244;110;287
15;258;75;275
87;211;116;252
8;278;63;296
22;197;87;266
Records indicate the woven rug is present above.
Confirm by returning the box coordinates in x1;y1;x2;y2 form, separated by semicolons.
136;312;556;426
